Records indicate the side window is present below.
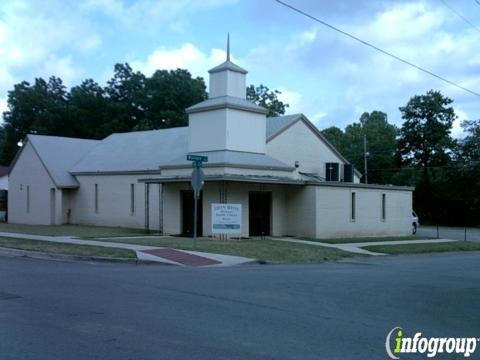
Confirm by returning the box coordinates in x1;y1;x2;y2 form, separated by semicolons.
381;193;386;221
351;192;356;221
130;184;135;214
94;184;99;213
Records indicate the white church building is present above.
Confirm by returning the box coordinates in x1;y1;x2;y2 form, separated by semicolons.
8;45;413;239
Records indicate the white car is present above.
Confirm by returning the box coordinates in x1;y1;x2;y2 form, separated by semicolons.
412;211;419;234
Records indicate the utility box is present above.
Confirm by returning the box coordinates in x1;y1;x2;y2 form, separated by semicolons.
325;162;339;181
343;164;354;183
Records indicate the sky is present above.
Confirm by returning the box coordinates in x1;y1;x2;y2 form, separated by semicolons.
0;0;479;137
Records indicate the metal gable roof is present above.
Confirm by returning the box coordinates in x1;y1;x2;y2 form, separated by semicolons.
161;150;294;171
27;135;100;188
70;127;189;174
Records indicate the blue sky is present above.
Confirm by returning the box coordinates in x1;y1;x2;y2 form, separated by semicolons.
1;0;479;136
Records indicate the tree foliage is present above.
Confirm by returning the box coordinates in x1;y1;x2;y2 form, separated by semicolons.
246;84;288;117
397;90;456;168
322;111;397;184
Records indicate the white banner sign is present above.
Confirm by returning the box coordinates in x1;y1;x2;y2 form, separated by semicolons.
211;203;242;234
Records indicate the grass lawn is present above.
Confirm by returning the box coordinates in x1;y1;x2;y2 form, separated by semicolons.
0;237;136;258
0;223;150;238
91;236;357;263
299;235;427;244
364;241;480;254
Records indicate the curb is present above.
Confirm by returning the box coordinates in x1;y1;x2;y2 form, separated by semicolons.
0;247;164;265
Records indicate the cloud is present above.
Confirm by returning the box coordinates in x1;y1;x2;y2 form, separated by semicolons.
277;88;302;113
130;43;246;81
0;97;7;116
0;0;102;99
246;1;480;136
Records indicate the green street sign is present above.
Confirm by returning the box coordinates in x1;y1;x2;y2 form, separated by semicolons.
187;154;208;162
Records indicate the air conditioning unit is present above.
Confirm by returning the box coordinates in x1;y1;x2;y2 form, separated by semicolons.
343;164;354;183
325;162;339;181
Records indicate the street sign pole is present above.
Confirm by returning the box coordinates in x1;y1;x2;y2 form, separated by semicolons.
193;191;198;249
188;155;208;249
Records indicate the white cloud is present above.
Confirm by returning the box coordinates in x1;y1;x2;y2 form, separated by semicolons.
0;1;101;97
277;88;302;113
0;97;7;114
131;43;236;80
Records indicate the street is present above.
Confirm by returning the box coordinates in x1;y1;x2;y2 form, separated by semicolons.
1;254;479;359
417;225;480;242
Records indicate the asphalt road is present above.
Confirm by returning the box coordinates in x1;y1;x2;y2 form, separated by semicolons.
1;254;479;360
417;225;480;242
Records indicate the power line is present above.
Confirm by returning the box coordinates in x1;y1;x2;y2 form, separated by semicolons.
438;0;480;34
274;0;480;98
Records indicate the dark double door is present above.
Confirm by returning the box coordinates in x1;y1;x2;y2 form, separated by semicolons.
181;191;203;237
249;191;272;236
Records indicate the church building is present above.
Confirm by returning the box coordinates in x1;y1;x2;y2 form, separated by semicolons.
8;42;413;239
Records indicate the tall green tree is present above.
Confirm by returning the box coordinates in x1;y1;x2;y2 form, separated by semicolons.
322;111;397;184
246;84;289;117
136;69;207;130
321;126;345;152
1;77;72;164
396;90;456;225
397;90;456;168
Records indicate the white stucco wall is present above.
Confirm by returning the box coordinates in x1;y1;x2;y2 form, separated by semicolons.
285;185;317;237
188;108;266;154
162;181;288;238
314;186;412;238
0;175;8;190
188;109;227;152
225;109;266;154
8;142;57;225
266;120;360;182
70;174;162;230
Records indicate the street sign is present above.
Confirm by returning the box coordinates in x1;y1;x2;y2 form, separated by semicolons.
187;154;208;162
191;167;205;200
189;163;206;250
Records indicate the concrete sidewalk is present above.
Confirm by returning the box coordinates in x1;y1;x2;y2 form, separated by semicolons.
0;232;254;267
271;237;457;256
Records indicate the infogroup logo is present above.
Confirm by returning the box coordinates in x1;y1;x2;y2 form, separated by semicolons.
385;327;479;359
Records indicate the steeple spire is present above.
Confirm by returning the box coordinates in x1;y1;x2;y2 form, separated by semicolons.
226;33;230;61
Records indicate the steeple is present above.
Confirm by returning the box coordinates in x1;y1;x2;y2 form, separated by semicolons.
187;36;267;154
226;33;230;61
208;34;247;98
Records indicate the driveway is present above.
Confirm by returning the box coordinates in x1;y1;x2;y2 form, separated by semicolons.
1;253;479;359
416;225;480;242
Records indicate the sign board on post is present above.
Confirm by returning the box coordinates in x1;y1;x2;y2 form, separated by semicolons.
212;204;242;234
191;167;204;199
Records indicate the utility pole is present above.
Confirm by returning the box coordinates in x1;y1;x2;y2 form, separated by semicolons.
364;134;369;184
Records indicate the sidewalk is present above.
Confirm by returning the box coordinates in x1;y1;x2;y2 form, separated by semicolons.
0;232;254;267
271;237;457;256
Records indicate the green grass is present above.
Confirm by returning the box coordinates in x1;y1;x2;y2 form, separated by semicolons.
299;235;427;244
364;241;480;254
91;236;357;263
0;237;136;258
0;223;150;238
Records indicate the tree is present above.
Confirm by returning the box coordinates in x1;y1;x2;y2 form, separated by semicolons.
69;79;109;139
137;69;207;130
321;126;345;153
322;111;397;184
103;63;147;134
396;90;457;225
397;90;456;168
246;84;289;117
459;119;480;162
1;77;71;164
